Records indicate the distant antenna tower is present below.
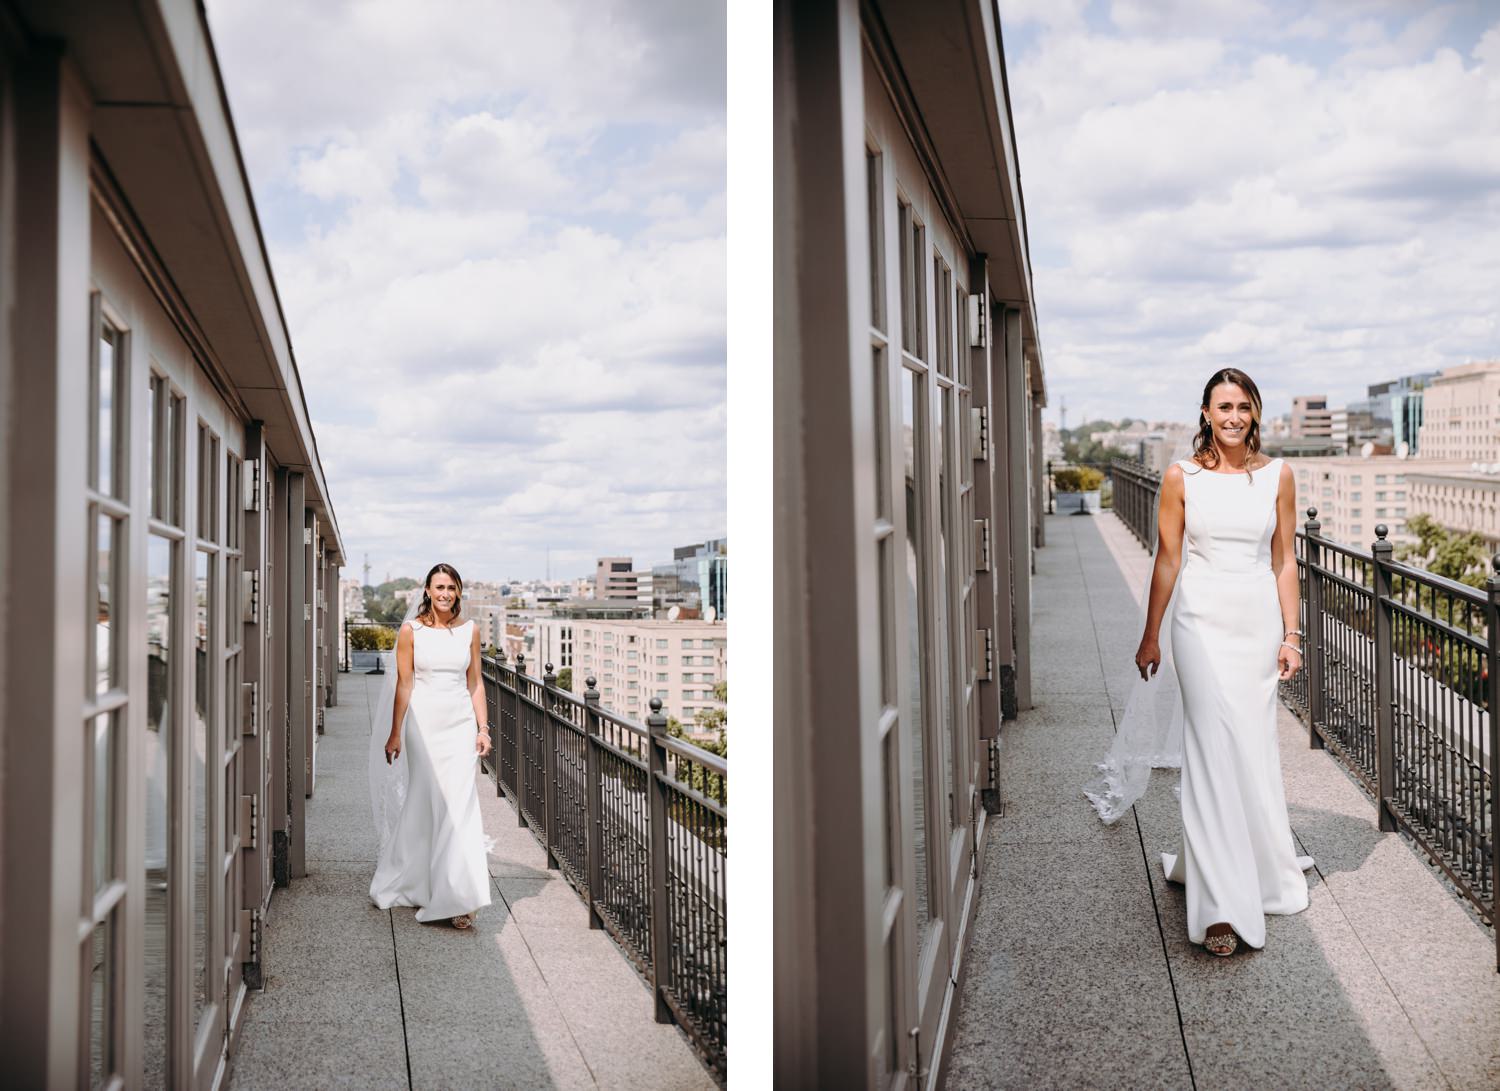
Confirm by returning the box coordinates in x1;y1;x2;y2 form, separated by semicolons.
1059;395;1068;434
363;552;371;587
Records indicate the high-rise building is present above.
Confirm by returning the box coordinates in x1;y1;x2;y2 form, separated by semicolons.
1415;361;1500;462
1285;455;1473;545
651;538;729;619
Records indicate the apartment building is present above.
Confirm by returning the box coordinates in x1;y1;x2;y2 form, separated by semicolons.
1416;361;1500;462
1286;456;1473;546
534;616;727;726
594;556;639;600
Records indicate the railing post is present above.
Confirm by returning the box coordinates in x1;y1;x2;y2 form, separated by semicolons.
542;662;560;870
1372;525;1397;832
1485;552;1500;974
341;615;349;673
1046;458;1053;514
494;648;508;798
515;652;528;829
582;676;605;930
1304;508;1327;750
646;698;673;1023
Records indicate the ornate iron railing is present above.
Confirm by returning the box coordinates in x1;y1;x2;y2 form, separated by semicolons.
481;653;727;1079
1107;459;1500;972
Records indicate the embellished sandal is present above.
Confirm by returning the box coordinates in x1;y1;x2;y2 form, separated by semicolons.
451;913;474;930
1203;926;1238;957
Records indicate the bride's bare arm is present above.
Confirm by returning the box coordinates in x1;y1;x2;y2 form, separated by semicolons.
387;623;415;757
1271;462;1302;678
1134;465;1185;678
467;626;492;757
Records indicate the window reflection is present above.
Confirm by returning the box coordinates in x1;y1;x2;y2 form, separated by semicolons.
193;550;211;1025
903;369;930;939
144;535;171;1085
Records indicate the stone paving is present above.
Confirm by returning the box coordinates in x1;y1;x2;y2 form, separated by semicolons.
947;511;1500;1090
227;671;715;1090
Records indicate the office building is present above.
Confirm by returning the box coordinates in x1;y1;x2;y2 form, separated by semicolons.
1291;395;1334;440
0;4;343;1081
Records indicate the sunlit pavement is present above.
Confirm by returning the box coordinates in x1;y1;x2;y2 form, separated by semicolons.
947;512;1500;1090
226;671;715;1090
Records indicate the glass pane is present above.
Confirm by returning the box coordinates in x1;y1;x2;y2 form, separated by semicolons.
88;914;113;1087
144;535;171;1085
867;149;884;332
93;514;116;696
873;347;889;521
193;550;212;1024
939;392;954;825
96;323;117;496
166;394;180;526
902;369;930;939
934;258;950;378
91;712;112;894
148;377;159;518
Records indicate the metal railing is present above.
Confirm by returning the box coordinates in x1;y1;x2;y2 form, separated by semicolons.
1108;460;1500;971
482;652;728;1079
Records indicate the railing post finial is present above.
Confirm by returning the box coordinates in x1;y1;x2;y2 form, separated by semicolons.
544;662;556;687
1305;506;1321;537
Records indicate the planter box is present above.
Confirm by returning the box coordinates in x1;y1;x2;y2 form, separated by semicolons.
1055;489;1102;514
351;650;391;670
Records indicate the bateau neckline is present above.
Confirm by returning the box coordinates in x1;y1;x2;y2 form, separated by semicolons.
1184;457;1280;476
412;617;471;629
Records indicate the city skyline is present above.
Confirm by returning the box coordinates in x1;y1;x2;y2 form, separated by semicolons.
205;0;727;582
1002;0;1500;431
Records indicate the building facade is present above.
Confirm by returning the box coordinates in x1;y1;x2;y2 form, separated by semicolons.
0;2;343;1083
1291;395;1333;440
594;556;639;601
1405;469;1500;551
533;616;726;726
775;1;1047;1083
1285;456;1473;546
1415;361;1500;463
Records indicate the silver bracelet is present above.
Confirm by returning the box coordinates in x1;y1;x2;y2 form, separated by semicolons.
1279;641;1303;655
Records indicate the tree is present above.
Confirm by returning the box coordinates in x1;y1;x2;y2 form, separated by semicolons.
1396;513;1491;588
556;666;573;692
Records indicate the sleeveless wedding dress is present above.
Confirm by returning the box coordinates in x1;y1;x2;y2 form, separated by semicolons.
369;618;492;921
1160;457;1313;948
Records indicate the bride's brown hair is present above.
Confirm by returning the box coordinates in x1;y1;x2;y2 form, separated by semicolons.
1193;367;1263;482
417;563;463;624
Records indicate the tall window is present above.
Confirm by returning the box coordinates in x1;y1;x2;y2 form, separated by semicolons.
85;297;128;1087
145;369;184;1086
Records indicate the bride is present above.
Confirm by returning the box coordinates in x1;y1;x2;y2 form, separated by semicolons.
1089;368;1313;957
368;563;493;929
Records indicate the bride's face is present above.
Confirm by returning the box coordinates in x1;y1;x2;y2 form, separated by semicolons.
428;573;459;612
1203;382;1255;450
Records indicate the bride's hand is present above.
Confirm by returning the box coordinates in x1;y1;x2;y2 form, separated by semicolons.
384;732;401;764
1278;643;1302;681
1134;636;1161;681
475;730;492;758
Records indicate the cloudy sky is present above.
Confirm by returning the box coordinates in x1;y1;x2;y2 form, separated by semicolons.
996;0;1500;431
204;0;725;585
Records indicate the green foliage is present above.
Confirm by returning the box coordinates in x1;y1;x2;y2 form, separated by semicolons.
1394;513;1491;585
1053;467;1104;493
556;666;573;692
348;625;397;651
362;579;417;623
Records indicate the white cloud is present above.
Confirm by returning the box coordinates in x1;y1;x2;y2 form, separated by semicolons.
1002;4;1500;428
205;0;726;582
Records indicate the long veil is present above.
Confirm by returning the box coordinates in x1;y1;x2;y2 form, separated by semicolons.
368;596;421;854
1081;443;1190;824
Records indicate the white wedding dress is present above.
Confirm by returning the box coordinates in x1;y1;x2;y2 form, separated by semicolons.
1161;457;1313;948
369;618;492;921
